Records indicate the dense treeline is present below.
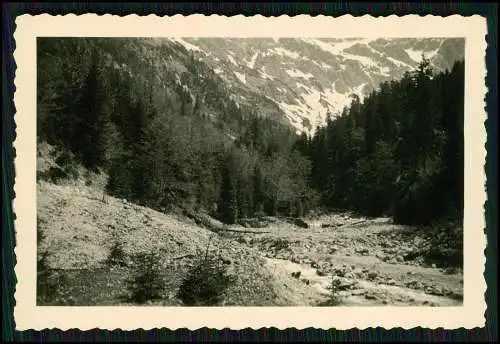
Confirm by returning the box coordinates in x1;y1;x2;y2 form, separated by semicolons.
304;57;464;225
38;38;464;227
37;38;314;224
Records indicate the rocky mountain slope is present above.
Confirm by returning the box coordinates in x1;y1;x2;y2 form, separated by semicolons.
164;37;465;134
37;143;462;307
37;178;463;307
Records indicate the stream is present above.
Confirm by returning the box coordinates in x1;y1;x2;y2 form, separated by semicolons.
264;257;463;307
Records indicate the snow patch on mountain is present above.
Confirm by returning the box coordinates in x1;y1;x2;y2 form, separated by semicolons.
170;37;205;53
405;48;440;63
302;38;370;55
312;61;332;70
286;69;314;79
303;38;381;69
272;47;301;60
163;37;464;135
246;52;259;69
260;68;274;80
234;71;246;84
227;54;238;66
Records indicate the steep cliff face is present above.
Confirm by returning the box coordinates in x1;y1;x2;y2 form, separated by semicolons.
38;37;464;137
164;37;464;134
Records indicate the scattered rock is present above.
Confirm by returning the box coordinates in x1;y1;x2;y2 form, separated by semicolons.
406;280;423;289
316;269;327;277
365;293;378;300
351;289;367;296
291;271;301;279
344;272;356;279
355;247;369;255
395;255;404;263
332;277;357;291
386;279;397;286
367;272;378;280
354;269;366;279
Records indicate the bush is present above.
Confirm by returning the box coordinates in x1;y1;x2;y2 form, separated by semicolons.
107;240;127;267
176;239;236;306
270;238;290;251
37;251;69;304
318;277;343;306
37;218;45;245
37;150;80;183
125;251;164;304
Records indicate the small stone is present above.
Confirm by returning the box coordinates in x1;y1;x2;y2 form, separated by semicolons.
367;272;378;280
386;279;396;286
382;300;388;304
317;269;327;277
396;255;404;263
351;289;367;296
431;263;437;268
344;272;356;279
365;293;377;300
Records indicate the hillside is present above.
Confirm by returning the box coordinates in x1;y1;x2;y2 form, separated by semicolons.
167;37;465;133
36;37;465;307
37;155;463;307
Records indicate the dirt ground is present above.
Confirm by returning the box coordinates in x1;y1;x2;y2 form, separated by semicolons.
37;180;463;307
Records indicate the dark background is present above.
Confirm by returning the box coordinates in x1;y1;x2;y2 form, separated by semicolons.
2;2;497;342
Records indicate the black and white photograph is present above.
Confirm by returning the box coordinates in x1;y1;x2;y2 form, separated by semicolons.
35;35;466;308
11;14;488;330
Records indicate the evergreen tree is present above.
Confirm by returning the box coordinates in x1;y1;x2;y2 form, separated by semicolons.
218;155;239;224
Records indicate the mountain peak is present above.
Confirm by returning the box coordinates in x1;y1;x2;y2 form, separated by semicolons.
162;37;464;135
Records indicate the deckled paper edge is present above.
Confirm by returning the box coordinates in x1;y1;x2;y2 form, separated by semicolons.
12;13;488;330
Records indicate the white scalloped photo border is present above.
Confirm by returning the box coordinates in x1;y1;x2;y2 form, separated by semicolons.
12;13;488;331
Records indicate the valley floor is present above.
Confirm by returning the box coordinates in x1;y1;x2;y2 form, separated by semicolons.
37;181;463;307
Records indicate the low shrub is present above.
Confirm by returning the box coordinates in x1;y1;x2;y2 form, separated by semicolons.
37;150;79;183
125;251;164;304
37;251;69;304
271;238;290;251
176;238;236;306
318;277;343;306
107;240;127;267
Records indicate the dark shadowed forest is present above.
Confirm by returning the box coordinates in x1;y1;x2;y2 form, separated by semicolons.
37;38;464;228
36;38;465;307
